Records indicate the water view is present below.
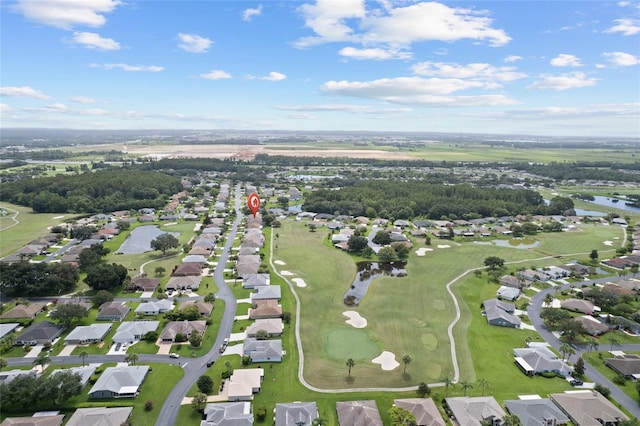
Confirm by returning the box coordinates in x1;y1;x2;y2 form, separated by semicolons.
343;261;407;305
474;238;540;249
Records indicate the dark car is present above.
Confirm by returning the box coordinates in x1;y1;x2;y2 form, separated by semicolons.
569;379;583;386
206;359;215;367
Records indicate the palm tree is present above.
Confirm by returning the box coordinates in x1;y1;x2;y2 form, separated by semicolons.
0;357;7;371
608;334;619;351
559;343;571;361
79;351;89;367
477;378;489;396
346;358;355;377
125;353;139;366
441;376;455;396
588;338;599;353
32;354;51;373
459;380;474;396
503;414;522;426
402;354;412;375
544;293;554;307
565;346;576;363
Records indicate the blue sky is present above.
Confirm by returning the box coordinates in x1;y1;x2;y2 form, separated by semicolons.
1;0;639;137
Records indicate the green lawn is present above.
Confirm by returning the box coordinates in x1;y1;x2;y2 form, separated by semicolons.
169;299;225;357
0;202;82;258
583;351;640;403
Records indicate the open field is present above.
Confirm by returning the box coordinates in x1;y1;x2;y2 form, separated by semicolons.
35;141;640;163
273;218;627;389
0;202;82;258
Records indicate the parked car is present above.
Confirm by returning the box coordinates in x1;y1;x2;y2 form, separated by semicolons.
206;359;215;367
569;379;583;386
169;353;180;359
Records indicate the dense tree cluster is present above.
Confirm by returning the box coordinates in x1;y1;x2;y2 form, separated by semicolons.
303;181;548;220
0;371;82;411
84;263;128;291
511;161;640;183
0;261;78;297
0;169;182;213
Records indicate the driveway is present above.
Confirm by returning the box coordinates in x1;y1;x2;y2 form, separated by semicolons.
58;344;76;356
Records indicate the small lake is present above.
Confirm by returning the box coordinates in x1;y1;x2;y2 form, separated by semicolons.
582;195;640;214
474;238;540;249
116;225;180;254
343;261;406;305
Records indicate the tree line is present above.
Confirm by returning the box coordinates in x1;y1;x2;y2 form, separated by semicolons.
302;181;571;220
0;169;183;213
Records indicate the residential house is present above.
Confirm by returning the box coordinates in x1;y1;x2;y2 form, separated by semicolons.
182;254;208;264
113;321;159;344
549;391;629;426
249;300;282;320
496;286;520;301
483;299;521;328
180;301;213;316
393;398;445;426
0;323;20;340
159;320;206;343
0;303;46;320
513;347;573;377
201;402;253;426
96;302;130;321
226;368;264;402
165;275;202;291
504;398;569;426
616;279;640;292
0;414;64;426
15;321;64;346
135;299;174;316
243;338;283;363
0;369;37;384
89;365;150;399
275;402;318;426
605;354;640;380
444;396;505;426
602;283;636;296
499;275;526;289
518;269;549;283
51;365;98;388
250;286;281;303
561;299;596;315
65;324;112;345
172;262;203;276
336;400;383;426
65;407;133;426
574;316;608;336
132;277;161;292
601;257;635;270
559;263;590;277
245;319;284;338
242;274;270;289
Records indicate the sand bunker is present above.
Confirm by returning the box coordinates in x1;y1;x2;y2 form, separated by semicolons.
415;247;434;256
343;311;367;328
292;278;307;288
372;351;399;370
53;215;65;220
274;260;286;265
437;244;451;249
603;241;613;246
280;270;294;276
164;222;178;226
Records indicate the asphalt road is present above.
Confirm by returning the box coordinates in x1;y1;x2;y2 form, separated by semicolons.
527;277;640;419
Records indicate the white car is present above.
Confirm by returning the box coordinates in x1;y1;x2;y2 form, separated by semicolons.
169;353;180;359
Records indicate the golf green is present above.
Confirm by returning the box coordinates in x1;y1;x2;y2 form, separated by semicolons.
325;329;381;361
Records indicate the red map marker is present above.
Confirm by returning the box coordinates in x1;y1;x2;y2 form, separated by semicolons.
247;192;260;218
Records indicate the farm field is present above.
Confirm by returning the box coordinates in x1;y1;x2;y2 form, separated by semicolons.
271;218;626;389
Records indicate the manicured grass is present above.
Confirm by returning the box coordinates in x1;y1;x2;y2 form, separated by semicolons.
583;351;640;403
0;202;82;258
127;340;160;355
169;299;225;357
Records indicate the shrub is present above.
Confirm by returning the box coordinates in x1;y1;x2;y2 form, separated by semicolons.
541;371;557;378
144;400;154;411
175;333;187;343
256;406;267;421
613;374;626;386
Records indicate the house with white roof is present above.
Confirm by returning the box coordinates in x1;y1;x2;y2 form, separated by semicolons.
65;324;112;345
89;365;150;399
113;321;159;344
135;299;174;316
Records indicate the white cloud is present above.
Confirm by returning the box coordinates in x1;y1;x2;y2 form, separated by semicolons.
71;96;97;104
550;54;583;67
259;72;287;81
339;46;412;60
603;51;640;66
12;0;121;30
90;63;164;72
200;70;232;80
45;103;67;111
274;104;412;114
527;72;597;91
0;86;50;99
320;76;519;106
412;62;526;82
504;55;523;63
177;33;213;53
605;18;640;35
242;5;263;22
284;113;316;120
0;103;12;112
72;32;120;50
296;1;510;49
